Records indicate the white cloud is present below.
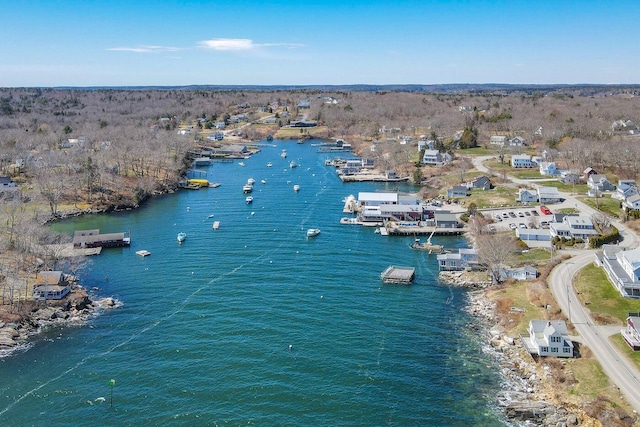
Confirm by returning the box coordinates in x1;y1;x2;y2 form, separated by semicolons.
198;38;304;51
108;45;182;54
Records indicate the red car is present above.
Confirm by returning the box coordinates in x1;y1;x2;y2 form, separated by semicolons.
540;205;551;215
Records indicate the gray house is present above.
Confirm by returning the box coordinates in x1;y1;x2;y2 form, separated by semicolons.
446;185;468;198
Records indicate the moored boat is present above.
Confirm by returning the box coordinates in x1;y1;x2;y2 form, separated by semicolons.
290;160;297;169
243;184;253;193
246;196;253;204
293;184;300;192
177;232;187;243
306;228;321;238
281;150;287;159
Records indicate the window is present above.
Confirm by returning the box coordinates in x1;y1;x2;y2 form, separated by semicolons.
540;346;548;353
551;336;561;343
551;347;558;353
563;348;571;353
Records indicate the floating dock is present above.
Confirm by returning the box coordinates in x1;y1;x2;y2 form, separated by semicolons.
136;250;151;257
380;265;415;284
212;221;220;230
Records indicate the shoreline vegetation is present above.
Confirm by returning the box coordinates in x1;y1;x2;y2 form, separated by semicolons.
2;86;640;424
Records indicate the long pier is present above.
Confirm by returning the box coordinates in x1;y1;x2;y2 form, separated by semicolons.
385;224;465;236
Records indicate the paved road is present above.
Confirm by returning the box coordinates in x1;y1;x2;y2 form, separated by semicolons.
475;155;640;411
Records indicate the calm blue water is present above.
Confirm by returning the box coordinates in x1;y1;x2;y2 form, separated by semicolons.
0;141;505;426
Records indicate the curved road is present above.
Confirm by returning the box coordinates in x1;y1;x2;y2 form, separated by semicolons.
475;155;640;411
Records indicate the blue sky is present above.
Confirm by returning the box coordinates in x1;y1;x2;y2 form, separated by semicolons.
1;0;638;87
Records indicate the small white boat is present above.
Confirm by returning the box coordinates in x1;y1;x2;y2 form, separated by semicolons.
136;250;151;257
261;179;266;184
177;232;187;243
247;178;255;185
246;196;253;204
243;184;253;193
281;150;287;159
238;162;245;167
267;162;272;167
293;184;300;192
290;161;297;169
306;229;321;238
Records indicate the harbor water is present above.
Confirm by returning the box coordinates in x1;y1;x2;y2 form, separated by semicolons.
0;141;506;426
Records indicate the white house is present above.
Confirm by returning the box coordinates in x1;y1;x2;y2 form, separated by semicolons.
422;149;444;166
511;155;537;168
539;162;557;176
616;180;638;201
596;245;640;298
32;271;71;301
622;316;640;350
490;135;508;145
625;194;640;210
437;248;478;271
521;320;574;358
549;215;598;240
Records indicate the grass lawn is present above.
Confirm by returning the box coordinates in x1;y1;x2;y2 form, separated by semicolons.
510;170;544;179
515;248;551;264
577;195;622;218
462;147;495;156
488;281;548;335
574;263;640;324
465;186;517;209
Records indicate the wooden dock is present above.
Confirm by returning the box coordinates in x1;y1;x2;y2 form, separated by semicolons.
385;225;464;236
380;265;415;284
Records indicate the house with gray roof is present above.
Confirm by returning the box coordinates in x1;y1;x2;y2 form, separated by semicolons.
446;185;468;198
587;174;615;191
517;188;538;204
625;194;640;211
622;316;640;350
437;248;478;271
537;186;561;204
595;245;640;298
521;320;574;358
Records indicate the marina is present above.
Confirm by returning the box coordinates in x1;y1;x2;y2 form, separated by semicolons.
9;140;501;427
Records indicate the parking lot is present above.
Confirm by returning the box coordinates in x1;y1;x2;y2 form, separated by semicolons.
486;206;552;233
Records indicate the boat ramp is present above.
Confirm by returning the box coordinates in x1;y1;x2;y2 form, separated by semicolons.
380;266;415;284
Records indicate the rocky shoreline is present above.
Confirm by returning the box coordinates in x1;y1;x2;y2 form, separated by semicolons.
440;272;588;426
0;286;121;357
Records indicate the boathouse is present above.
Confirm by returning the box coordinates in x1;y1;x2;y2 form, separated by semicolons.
73;229;131;249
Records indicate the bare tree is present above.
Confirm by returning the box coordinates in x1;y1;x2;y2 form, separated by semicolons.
476;233;520;284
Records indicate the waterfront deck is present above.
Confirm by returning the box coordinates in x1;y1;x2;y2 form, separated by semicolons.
339;173;409;183
381;265;415;284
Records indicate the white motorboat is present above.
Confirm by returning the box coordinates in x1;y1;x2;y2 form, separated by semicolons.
246;196;253;204
290;160;297;169
267;162;272;167
243;184;253;193
177;232;187;243
238;162;245;166
293;184;300;192
261;179;266;184
136;250;151;257
281;150;287;159
247;178;255;185
306;229;321;238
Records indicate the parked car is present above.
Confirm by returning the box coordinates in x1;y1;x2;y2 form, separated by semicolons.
517;212;525;217
540;221;549;228
510;223;517;229
531;210;539;216
540;205;552;215
509;212;517;218
524;211;531;216
502;212;509;219
519;223;527;229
